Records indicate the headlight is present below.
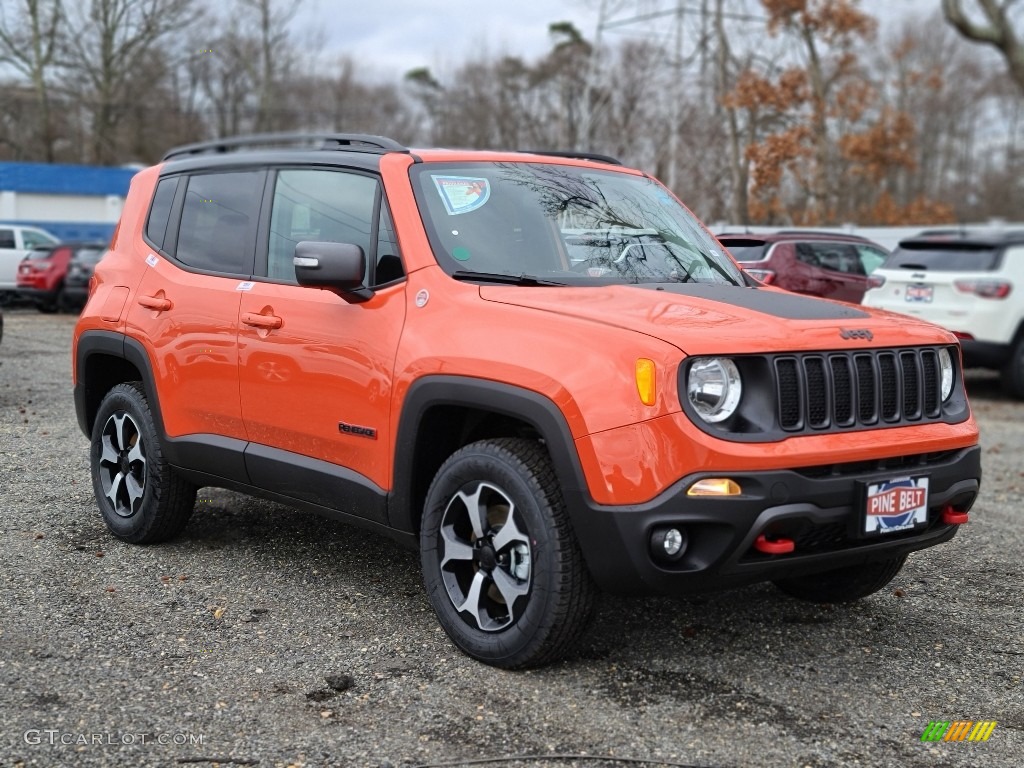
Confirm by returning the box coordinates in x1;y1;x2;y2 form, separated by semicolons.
938;347;954;401
687;357;742;422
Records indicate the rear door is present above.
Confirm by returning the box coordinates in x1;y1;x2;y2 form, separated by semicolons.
0;228;20;290
796;242;867;302
126;171;263;474
237;167;407;522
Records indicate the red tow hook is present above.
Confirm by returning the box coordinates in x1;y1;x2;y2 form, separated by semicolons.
941;506;969;525
754;534;795;555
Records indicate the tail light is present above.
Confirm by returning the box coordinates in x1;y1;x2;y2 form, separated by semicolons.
952;331;975;341
954;279;1011;299
867;275;885;289
745;268;775;284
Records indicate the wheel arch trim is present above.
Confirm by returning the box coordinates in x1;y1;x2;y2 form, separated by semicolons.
388;375;591;535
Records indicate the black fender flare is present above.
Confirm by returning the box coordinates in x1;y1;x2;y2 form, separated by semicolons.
388;375;593;536
74;330;248;482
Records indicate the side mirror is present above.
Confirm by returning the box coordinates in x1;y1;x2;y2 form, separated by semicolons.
293;241;372;302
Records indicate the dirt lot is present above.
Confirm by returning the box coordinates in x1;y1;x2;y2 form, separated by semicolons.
0;308;1021;768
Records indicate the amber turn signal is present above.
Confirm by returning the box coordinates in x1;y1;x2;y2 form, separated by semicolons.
635;358;656;405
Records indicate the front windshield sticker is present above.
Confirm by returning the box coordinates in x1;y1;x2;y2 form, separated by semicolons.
432;176;491;215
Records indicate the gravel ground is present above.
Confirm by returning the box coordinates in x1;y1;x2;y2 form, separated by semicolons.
0;308;1021;768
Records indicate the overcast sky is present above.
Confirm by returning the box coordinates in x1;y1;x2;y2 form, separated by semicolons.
305;0;943;81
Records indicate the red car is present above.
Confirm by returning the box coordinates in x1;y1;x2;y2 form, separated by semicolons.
717;231;889;303
17;242;106;312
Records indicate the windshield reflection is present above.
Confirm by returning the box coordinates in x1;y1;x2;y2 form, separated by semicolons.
412;162;743;286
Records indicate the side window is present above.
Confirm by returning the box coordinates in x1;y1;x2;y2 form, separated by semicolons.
373;205;404;285
145;177;179;250
0;229;14;249
175;171;263;275
22;230;56;248
794;243;822;268
268;169;377;282
856;245;887;275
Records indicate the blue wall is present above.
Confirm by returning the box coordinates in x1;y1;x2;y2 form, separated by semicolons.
0;161;135;243
0;162;136;196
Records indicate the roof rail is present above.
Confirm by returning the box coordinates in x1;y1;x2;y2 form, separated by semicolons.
161;132;408;161
520;150;622;165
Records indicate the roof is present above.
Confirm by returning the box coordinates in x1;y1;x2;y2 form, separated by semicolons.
0;162;136;196
898;229;1024;248
717;231;877;244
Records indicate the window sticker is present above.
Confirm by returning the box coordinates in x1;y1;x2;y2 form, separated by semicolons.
432;176;490;216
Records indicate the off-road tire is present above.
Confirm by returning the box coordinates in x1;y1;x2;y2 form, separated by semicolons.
773;555;907;604
90;382;196;543
420;438;594;668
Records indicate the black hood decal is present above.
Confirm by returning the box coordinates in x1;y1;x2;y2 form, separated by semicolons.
634;284;870;320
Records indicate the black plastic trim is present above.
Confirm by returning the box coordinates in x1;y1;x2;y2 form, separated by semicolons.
575;445;982;595
243;443;387;526
389;376;590;534
678;346;970;442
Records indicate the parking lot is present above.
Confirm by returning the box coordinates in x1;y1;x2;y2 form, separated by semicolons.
0;308;1021;768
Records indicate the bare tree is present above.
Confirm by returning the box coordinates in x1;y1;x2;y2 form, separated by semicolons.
0;0;63;160
65;0;201;163
942;0;1024;94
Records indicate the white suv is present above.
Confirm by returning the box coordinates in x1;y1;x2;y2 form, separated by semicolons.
0;224;60;298
864;230;1024;398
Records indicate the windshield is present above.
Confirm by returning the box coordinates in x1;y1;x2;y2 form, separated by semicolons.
885;243;1001;272
74;247;105;264
411;162;744;286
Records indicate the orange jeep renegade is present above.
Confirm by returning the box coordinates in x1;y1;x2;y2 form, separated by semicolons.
73;134;982;668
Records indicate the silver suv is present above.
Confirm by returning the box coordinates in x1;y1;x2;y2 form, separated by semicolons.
864;230;1024;398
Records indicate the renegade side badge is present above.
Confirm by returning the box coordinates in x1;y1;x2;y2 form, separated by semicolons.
338;421;377;439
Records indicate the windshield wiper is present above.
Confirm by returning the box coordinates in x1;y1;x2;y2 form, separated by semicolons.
451;270;566;286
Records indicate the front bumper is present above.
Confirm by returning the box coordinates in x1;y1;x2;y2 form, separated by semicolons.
567;446;981;595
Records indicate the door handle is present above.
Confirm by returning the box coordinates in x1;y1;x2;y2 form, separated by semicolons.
137;295;172;311
242;312;283;330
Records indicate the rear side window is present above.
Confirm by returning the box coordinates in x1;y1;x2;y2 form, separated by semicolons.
0;229;14;249
176;171;264;275
718;239;767;262
146;177;178;249
884;244;1001;272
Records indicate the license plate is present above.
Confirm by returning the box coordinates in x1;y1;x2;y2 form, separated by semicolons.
861;476;929;536
905;283;933;303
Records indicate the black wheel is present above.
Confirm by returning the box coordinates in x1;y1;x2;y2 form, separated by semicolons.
90;382;196;543
773;555;907;603
420;438;594;668
37;284;62;313
1001;335;1024;399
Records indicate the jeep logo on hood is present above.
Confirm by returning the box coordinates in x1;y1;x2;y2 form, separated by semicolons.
840;328;873;341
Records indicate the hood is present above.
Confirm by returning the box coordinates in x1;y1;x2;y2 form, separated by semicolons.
479;283;955;355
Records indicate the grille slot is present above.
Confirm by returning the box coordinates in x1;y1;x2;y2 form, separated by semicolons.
774;348;947;434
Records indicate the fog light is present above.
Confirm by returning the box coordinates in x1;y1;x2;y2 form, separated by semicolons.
650;526;687;562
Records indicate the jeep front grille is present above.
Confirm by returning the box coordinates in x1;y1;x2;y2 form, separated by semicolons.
774;349;943;432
